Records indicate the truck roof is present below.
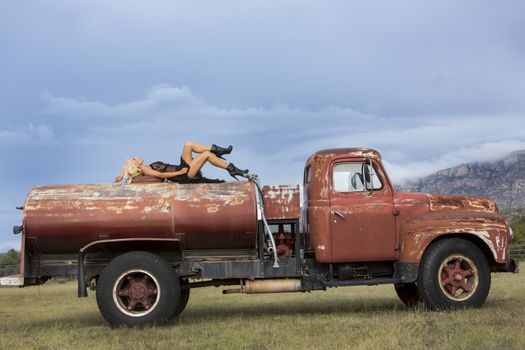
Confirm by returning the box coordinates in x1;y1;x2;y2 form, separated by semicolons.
312;148;381;160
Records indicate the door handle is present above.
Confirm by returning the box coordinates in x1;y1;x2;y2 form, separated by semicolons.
331;210;346;219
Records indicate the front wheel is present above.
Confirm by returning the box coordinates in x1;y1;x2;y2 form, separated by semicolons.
417;238;491;310
394;282;422;307
96;251;181;327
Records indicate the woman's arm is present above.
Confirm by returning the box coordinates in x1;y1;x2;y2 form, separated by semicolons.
114;169;125;182
140;165;188;178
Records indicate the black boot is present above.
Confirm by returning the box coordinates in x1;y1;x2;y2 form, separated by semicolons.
227;163;249;180
211;144;233;160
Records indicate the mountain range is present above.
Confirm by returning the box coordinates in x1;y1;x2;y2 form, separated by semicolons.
400;150;525;210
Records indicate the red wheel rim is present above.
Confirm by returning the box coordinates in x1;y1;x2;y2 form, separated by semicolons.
438;255;479;301
112;269;161;317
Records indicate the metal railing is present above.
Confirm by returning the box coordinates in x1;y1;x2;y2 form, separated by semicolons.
510;244;525;260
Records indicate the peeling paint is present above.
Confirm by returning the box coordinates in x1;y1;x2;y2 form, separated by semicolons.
428;194;498;213
400;211;510;263
262;185;300;220
471;230;497;258
207;205;219;213
23;181;258;253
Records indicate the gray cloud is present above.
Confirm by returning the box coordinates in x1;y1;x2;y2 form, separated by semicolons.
0;124;55;145
3;1;525;116
40;85;525;185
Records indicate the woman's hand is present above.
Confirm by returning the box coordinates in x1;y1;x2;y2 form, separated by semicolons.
140;164;188;178
114;175;123;183
159;167;188;178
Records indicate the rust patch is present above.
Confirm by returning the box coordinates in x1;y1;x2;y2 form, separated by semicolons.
303;148;394;263
399;212;510;263
262;185;301;220
428;194;498;213
24;182;258;253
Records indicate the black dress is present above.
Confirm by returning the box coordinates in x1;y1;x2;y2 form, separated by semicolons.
149;158;224;184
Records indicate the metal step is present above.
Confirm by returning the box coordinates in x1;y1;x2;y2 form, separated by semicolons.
0;275;24;287
323;277;395;288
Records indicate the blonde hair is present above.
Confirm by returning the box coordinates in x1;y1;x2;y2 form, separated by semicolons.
119;158;143;183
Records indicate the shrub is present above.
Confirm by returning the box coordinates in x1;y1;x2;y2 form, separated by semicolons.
0;249;21;276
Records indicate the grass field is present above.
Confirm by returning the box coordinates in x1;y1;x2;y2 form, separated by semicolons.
1;272;524;350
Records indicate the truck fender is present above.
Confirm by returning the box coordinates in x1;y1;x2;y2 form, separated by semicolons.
398;212;509;267
77;238;181;297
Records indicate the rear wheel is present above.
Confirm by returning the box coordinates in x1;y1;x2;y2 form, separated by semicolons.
96;251;180;327
394;282;422;307
172;278;190;318
417;238;490;310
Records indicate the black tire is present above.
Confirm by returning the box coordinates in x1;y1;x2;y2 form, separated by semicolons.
417;238;490;310
394;282;422;307
172;278;190;318
96;251;180;327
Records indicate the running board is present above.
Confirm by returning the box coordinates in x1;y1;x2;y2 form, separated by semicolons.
0;275;24;287
323;277;395;288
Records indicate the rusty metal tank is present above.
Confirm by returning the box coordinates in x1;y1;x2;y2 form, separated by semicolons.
23;182;258;253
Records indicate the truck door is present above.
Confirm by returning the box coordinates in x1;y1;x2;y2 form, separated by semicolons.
329;160;397;262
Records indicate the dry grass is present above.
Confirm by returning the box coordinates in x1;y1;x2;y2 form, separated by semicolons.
0;272;524;350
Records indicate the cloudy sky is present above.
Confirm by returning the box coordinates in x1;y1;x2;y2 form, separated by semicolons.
1;1;524;251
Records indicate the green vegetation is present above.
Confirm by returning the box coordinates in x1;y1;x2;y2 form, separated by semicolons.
511;217;525;245
501;208;525;245
0;273;524;350
0;249;20;276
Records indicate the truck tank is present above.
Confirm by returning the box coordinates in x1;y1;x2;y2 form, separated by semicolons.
23;181;258;253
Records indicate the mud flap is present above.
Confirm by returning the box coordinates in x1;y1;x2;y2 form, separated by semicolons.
393;262;419;283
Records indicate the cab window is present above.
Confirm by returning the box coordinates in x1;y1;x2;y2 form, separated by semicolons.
304;165;312;184
333;162;382;192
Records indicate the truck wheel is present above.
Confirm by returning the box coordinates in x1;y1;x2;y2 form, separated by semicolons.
417;238;490;310
394;282;422;307
172;278;190;318
96;251;180;327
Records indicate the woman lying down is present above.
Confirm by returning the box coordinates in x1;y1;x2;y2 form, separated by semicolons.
114;141;249;184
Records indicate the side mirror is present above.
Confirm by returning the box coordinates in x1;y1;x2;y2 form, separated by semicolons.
361;158;374;195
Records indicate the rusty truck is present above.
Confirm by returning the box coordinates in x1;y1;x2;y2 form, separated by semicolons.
1;148;518;327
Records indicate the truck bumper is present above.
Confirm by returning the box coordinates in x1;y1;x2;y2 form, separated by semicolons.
495;259;519;273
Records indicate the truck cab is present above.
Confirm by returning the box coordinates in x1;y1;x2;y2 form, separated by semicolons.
303;148;517;306
303;148;398;263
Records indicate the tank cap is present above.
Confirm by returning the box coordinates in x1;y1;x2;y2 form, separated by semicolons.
13;225;23;235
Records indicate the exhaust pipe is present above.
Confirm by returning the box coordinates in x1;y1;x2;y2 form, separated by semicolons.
223;279;302;294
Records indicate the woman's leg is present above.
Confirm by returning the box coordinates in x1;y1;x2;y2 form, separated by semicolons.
181;141;211;164
187;151;228;178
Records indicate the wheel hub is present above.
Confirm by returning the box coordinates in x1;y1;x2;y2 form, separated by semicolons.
130;285;145;300
438;255;479;301
113;270;160;317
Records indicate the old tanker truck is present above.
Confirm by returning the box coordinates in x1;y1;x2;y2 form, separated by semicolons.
1;148;518;326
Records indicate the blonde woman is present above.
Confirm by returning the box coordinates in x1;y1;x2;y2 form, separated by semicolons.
114;141;248;184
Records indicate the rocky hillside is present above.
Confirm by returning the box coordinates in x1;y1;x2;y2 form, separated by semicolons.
401;150;525;209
